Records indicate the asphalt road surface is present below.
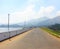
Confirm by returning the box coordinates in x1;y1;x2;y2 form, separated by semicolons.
0;28;60;49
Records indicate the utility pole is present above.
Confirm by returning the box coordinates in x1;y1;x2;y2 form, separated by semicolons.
8;14;9;31
24;16;26;29
8;14;11;40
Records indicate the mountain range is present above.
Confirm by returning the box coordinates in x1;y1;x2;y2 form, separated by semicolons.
39;16;60;26
0;16;60;28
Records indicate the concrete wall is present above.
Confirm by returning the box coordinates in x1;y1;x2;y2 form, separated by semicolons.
0;28;32;41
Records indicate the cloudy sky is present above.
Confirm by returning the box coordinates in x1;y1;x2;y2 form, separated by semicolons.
0;0;60;24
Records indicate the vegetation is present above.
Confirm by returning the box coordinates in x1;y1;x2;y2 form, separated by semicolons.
48;24;60;31
41;24;60;38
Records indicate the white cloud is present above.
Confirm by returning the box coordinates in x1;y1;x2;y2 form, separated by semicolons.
37;6;55;18
56;11;60;16
0;0;56;25
0;5;55;24
10;4;35;24
45;6;54;13
0;14;8;24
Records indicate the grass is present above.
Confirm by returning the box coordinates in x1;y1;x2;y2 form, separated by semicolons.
41;27;60;38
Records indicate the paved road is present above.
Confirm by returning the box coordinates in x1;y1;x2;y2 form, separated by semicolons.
0;28;60;49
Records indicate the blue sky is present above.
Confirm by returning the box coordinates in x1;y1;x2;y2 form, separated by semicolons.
0;0;60;24
0;0;28;14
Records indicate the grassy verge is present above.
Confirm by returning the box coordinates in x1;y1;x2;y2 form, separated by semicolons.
41;27;60;38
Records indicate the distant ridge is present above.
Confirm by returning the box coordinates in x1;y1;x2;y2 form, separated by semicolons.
39;16;60;26
0;16;60;27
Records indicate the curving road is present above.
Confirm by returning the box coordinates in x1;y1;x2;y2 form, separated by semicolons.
0;28;60;49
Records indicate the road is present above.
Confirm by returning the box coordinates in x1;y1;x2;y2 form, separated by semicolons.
0;28;60;49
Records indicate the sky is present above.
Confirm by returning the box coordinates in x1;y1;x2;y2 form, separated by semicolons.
0;0;60;24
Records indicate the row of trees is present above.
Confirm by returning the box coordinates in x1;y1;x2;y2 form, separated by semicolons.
48;24;60;31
